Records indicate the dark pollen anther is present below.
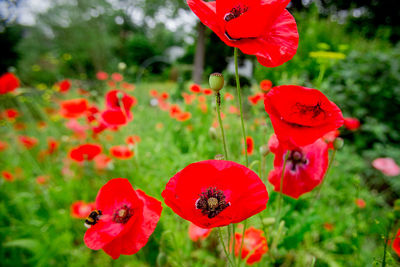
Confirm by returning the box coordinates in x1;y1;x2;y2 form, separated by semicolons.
196;187;230;219
113;204;133;224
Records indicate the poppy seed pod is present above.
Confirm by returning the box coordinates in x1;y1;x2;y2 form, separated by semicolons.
209;73;224;92
333;137;344;150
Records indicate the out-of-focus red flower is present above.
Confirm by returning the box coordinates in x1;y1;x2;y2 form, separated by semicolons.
94;154;113;170
36;175;48;185
187;0;298;67
110;145;134;159
393;229;400;257
78;88;90;96
199;103;208;114
355;198;366;209
96;71;108;80
107;81;116;88
162;160;269;228
248;93;264;105
125;135;141;146
122;82;135;91
84;178;162;259
190;84;202;93
343;117;360;131
260;80;272;92
233;227;268;265
182;92;196;105
323;130;340;150
198;95;206;103
160;92;169;100
4;108;19;120
149;90;159;97
268;134;329;199
71;201;96;219
101;109;132;127
37;121;47;129
224;92;234;101
60;98;89;119
47;138;59;154
242;136;254;155
202;88;213;95
372;158;400;177
87;105;100;123
0;140;8;151
228;105;239;114
58;79;71;93
158;100;170;111
188;223;212;241
14;122;26;131
2;171;14;182
0;72;19;94
264;85;344;149
69;143;102;162
323;222;334;232
176;111;192;122
18;136;38;149
106;90;137;112
66;119;88;139
111;73;123;82
169;104;182;119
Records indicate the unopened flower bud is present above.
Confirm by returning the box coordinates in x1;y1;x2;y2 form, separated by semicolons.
156;252;167;267
117;92;124;100
259;145;270;157
214;154;224;160
209;127;217;140
333;137;344;150
209;73;224;92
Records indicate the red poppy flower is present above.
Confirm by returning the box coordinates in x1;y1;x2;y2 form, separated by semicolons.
260;79;272;91
106;90;136;113
84;178;162;259
96;71;108;80
160;92;169;100
393;229;400;257
60;98;89;119
264;85;344;149
203;88;213;95
190;84;202;93
233;227;268;265
2;171;14;182
228;105;239;114
122;82;135;91
372;158;400;177
355;198;366;209
111;73;123;82
225;92;234;101
125;135;141;146
101;109;132;127
149;90;159;97
36;175;48;185
248;93;264;105
343;117;360;131
176;111;192;122
242;136;254;155
187;0;298;67
0;72;19;94
71;201;96;219
268;135;329;199
0;140;8;151
86;105;100;123
182;93;196;105
18;136;38;149
110;145;134;159
188;223;212;241
323;222;334;232
94;154;113;170
69;143;102;162
4;108;19;120
58;79;71;93
47;138;59;154
169;104;182;118
199;103;208;114
162;160;269;228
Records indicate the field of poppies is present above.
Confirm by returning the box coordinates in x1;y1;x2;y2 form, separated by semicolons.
1;0;400;267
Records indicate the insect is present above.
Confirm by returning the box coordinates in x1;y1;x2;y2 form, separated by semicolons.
292;101;326;119
84;210;102;228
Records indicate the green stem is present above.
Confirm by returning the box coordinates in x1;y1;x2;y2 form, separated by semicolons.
382;219;392;267
237;220;247;266
276;151;290;224
315;149;337;199
216;92;229;160
217;227;235;266
234;47;248;167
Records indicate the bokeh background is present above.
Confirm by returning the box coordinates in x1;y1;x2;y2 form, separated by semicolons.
1;0;400;266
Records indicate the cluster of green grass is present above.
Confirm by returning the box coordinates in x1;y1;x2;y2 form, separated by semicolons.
0;80;396;267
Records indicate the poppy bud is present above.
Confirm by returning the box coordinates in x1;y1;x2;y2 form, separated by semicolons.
214;154;224;160
209;127;217;140
209;73;224;92
156;252;167;267
116;92;124;101
259;145;269;157
333;137;344;150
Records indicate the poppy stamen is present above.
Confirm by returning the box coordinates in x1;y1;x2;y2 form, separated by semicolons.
224;5;249;22
288;150;309;172
196;187;230;218
113;205;133;224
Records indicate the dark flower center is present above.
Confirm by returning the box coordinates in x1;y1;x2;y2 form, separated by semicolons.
113;204;133;224
288;150;308;172
292;101;327;119
224;5;248;22
196;187;230;218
